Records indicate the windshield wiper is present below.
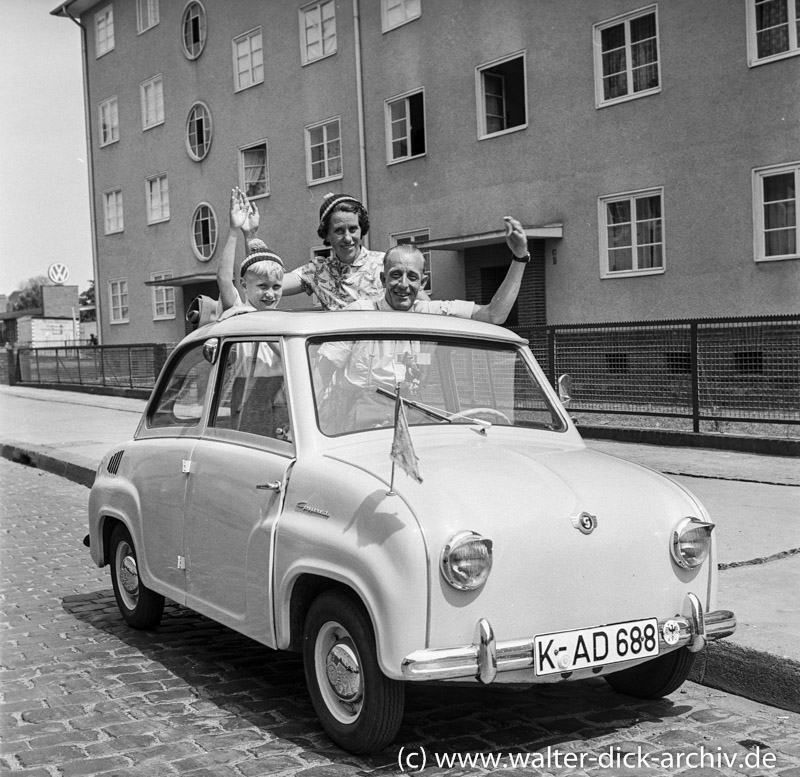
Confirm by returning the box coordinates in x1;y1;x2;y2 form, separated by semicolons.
373;386;491;433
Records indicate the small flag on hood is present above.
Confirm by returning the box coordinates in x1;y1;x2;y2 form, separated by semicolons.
390;391;422;484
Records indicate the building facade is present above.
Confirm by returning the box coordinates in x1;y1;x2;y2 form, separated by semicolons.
53;0;799;345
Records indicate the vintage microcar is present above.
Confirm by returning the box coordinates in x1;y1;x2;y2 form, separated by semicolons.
87;310;736;753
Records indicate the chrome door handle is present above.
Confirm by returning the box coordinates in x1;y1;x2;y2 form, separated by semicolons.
256;481;282;492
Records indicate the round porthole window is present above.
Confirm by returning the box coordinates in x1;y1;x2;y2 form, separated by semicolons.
191;203;217;261
181;1;207;60
186;102;212;161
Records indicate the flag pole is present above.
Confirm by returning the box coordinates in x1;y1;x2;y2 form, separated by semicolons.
387;382;401;496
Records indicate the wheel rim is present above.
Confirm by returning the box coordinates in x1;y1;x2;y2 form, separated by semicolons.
314;620;364;724
115;540;139;611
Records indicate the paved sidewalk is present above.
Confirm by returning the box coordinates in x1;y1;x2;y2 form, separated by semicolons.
1;384;798;714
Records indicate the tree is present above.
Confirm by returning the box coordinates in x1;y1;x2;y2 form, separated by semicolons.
79;280;96;322
11;276;50;312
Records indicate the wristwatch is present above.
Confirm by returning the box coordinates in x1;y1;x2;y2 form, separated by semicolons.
513;252;531;263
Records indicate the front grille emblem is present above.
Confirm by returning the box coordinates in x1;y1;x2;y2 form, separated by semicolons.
571;511;597;535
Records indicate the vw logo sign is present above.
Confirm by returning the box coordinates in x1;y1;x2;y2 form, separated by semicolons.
48;263;70;285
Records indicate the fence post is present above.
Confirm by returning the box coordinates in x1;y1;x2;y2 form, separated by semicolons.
547;327;556;387
76;345;82;384
100;346;106;387
55;347;61;385
153;344;168;383
6;346;18;385
128;347;133;389
690;322;700;433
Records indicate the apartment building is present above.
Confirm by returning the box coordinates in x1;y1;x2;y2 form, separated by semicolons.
53;0;799;345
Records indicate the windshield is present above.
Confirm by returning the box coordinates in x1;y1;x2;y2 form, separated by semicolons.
308;336;566;436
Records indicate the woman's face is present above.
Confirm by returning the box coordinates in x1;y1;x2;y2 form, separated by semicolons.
327;210;361;265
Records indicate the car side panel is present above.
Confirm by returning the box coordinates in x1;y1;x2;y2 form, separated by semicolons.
274;457;430;680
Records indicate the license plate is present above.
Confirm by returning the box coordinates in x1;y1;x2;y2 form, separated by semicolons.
534;618;659;675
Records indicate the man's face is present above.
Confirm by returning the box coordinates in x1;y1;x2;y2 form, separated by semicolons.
381;251;426;311
241;267;283;310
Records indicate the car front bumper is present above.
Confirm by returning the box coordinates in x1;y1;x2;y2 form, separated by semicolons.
401;593;736;683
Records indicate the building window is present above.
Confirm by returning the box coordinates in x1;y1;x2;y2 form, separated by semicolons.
386;89;425;163
233;28;264;90
182;1;207;60
151;272;176;320
599;188;664;277
392;229;432;291
109;279;129;323
146;174;170;224
305;117;342;184
103;189;124;234
747;0;800;65
476;52;527;139
300;0;337;64
239;141;269;199
186;102;212;160
191;203;218;261
382;0;421;32
98;97;119;146
94;5;114;57
140;75;164;130
594;7;660;107
136;0;159;34
753;162;799;261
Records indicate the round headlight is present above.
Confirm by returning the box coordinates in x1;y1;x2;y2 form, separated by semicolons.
440;531;493;591
671;517;714;569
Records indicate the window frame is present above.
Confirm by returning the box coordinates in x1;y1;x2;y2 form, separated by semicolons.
181;1;207;60
381;0;421;33
232;27;264;91
752;161;800;262
598;186;666;278
305;116;343;185
151;271;176;320
299;0;337;65
108;278;129;324
185;102;212;161
191;202;218;261
747;0;800;66
136;0;159;34
140;74;165;131
239;140;269;200
475;51;528;140
391;228;432;292
146;173;170;224
94;5;114;58
98;96;119;147
593;5;661;109
103;188;124;235
385;88;426;164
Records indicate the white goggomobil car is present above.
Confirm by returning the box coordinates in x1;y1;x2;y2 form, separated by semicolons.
87;310;736;753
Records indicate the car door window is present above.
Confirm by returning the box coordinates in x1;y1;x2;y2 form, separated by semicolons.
148;343;212;428
210;340;289;441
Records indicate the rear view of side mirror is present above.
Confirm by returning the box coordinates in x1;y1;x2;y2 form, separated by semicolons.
557;374;572;405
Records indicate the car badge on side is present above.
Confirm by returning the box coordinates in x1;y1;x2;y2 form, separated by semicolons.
296;501;330;518
571;511;598;535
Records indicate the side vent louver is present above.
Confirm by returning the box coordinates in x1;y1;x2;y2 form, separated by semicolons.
107;450;125;475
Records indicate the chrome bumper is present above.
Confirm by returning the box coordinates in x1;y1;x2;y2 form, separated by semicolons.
401;593;736;683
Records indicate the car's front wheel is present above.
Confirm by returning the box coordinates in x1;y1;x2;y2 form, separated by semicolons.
302;590;404;753
604;646;696;698
109;524;165;630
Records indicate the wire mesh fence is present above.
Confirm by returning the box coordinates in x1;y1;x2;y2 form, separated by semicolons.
515;314;800;434
16;344;174;392
12;315;800;437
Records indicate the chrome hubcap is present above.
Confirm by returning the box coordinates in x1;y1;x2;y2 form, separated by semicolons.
326;643;361;702
120;555;139;595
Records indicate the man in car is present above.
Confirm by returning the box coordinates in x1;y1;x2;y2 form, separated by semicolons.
316;216;530;431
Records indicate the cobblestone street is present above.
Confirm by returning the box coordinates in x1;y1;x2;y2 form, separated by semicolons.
2;458;799;777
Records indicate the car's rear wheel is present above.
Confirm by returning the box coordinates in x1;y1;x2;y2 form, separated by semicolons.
604;646;696;698
109;524;164;630
302;590;404;753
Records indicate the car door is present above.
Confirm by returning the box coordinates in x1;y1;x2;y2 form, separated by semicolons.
182;338;294;646
135;341;215;603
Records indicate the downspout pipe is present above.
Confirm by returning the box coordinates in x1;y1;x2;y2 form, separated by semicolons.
58;4;103;342
352;0;369;247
